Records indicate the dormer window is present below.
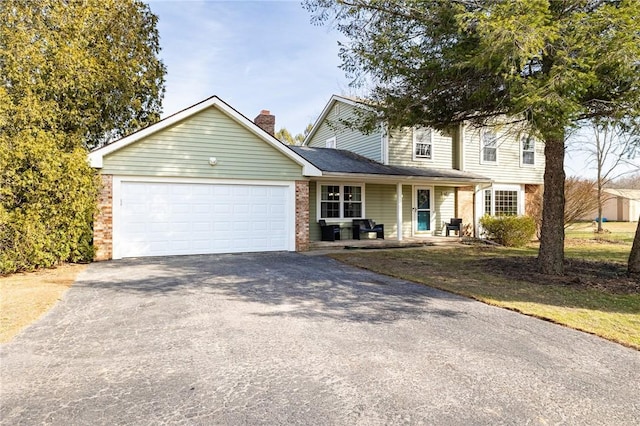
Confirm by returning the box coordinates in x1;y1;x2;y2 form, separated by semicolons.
481;129;498;164
326;137;336;149
413;127;432;160
521;136;535;166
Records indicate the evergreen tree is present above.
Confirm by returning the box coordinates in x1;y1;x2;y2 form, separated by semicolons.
0;0;166;272
304;0;640;274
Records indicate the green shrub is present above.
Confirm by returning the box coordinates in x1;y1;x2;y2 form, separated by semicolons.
479;215;536;247
0;131;98;274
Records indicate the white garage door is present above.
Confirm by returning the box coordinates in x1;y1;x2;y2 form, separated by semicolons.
117;181;291;258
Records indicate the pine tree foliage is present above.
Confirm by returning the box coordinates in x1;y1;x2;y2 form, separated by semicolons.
0;0;166;273
1;0;165;150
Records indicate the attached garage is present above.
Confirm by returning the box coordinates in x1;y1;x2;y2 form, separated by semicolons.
89;96;320;260
115;180;293;258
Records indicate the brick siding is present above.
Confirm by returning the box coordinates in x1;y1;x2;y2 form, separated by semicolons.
295;180;310;251
525;184;543;217
456;186;475;237
93;174;113;261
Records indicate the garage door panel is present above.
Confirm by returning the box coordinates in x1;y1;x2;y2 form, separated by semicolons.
118;182;291;258
172;204;191;214
214;204;231;214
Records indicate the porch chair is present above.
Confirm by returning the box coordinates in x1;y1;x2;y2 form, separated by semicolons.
352;219;384;240
445;218;463;237
319;220;341;241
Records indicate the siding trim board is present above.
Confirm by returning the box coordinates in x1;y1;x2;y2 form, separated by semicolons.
319;172;487;186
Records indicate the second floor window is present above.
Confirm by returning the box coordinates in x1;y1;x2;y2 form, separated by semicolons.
326;137;336;149
482;130;498;163
413;128;432;160
521;136;535;165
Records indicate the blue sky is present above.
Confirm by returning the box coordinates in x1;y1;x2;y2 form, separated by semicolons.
148;0;349;135
147;0;637;180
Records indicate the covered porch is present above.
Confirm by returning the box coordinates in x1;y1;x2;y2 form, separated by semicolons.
307;180;485;243
308;235;464;252
289;146;491;246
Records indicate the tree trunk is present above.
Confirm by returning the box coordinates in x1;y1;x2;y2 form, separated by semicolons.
628;217;640;278
597;173;603;232
596;135;604;232
538;137;565;275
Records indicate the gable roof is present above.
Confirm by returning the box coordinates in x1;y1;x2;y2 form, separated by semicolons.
290;146;490;183
302;94;372;146
88;95;322;177
604;188;640;201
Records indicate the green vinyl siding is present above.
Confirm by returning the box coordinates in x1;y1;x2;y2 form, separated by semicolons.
309;181;370;241
101;106;303;180
309;181;321;241
364;184;400;238
309;182;407;241
307;101;382;162
310;183;455;240
388;127;454;170
463;127;544;184
434;186;455;236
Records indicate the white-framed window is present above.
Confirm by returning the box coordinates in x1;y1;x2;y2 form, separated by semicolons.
521;135;535;166
413;127;433;160
326;136;336;149
483;185;522;216
481;129;498;164
319;184;363;219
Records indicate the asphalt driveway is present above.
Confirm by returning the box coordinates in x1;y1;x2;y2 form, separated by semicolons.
1;252;639;425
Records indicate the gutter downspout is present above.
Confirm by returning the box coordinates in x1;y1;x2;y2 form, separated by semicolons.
474;182;493;237
397;182;403;241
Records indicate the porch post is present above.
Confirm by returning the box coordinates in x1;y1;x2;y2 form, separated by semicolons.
397;182;403;241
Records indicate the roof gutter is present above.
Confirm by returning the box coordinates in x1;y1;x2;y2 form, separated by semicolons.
316;171;492;185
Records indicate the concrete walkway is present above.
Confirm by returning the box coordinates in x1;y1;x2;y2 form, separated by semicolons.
1;252;639;425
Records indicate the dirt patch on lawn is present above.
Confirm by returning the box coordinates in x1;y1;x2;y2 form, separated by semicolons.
480;257;640;294
0;264;86;343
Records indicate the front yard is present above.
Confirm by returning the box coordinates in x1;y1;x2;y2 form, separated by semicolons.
330;232;640;350
566;220;637;243
2;221;638;349
0;264;86;343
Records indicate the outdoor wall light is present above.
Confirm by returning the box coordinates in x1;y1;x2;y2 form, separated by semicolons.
208;157;218;166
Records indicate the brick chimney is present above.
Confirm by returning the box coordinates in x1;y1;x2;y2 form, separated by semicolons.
254;110;275;136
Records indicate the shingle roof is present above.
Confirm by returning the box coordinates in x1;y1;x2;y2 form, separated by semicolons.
289;146;490;182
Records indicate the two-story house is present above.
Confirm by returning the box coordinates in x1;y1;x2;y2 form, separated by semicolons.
297;95;545;241
88;94;543;260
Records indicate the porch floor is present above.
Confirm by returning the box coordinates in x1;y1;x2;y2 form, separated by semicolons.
307;235;463;254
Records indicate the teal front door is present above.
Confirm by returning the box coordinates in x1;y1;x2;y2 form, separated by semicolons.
415;188;431;233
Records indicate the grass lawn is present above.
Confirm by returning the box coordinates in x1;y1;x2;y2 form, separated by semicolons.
566;221;637;244
0;264;86;343
330;239;640;350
